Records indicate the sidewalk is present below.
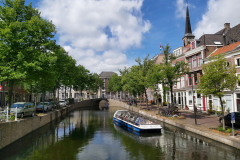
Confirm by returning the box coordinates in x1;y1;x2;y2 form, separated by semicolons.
139;102;239;130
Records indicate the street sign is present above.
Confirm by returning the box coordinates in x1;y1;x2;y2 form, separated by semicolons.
231;112;235;123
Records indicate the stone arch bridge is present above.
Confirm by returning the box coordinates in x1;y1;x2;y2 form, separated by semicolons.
75;98;109;109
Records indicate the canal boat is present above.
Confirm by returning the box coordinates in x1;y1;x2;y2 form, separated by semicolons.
113;110;162;133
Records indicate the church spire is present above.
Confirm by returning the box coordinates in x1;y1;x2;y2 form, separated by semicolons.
185;2;192;35
182;1;195;47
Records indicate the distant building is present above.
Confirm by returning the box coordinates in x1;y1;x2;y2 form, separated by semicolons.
98;71;116;98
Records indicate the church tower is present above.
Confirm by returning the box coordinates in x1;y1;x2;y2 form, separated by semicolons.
182;2;195;46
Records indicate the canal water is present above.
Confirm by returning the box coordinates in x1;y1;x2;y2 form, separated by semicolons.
1;106;240;160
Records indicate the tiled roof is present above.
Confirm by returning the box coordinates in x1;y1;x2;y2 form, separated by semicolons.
198;34;224;46
211;41;240;57
214;24;240;44
225;24;240;43
99;71;116;78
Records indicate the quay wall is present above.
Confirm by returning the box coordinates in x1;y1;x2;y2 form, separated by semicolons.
108;99;240;149
0;104;75;150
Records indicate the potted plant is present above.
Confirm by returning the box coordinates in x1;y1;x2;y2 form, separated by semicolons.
185;105;189;110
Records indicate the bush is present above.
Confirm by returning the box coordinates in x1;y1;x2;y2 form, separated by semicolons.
9;115;15;120
218;126;223;132
225;128;232;133
163;101;168;106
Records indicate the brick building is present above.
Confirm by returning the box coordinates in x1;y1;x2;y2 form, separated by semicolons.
168;2;240;112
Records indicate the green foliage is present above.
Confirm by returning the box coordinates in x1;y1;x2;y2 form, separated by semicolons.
225;128;232;133
108;73;122;92
197;54;238;130
120;55;155;98
0;0;59;107
197;54;237;98
159;44;189;104
218;126;224;132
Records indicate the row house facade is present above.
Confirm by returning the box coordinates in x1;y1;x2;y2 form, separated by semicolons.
98;71;130;99
168;3;240;112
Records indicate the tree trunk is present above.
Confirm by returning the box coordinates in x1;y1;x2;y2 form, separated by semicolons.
170;85;173;105
65;86;66;101
57;88;59;103
144;89;148;110
53;88;56;103
219;96;225;130
8;80;14;111
157;95;159;114
70;87;72;98
140;94;142;107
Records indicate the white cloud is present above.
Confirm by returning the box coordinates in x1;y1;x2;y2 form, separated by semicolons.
38;0;150;73
175;0;195;19
193;0;240;38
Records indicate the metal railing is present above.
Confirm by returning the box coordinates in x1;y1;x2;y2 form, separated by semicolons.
0;107;19;122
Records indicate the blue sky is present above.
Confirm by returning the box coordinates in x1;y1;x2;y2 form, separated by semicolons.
24;0;240;74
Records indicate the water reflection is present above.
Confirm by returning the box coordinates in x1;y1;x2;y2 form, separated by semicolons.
0;107;240;160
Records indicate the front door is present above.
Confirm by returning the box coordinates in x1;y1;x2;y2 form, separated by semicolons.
203;96;206;111
237;99;240;111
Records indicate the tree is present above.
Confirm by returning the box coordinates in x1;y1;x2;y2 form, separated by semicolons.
0;0;58;108
108;73;122;93
148;63;163;113
73;65;90;99
160;44;188;106
88;73;103;98
197;54;238;130
121;55;155;110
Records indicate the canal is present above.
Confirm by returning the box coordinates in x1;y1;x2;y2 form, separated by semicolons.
0;106;240;160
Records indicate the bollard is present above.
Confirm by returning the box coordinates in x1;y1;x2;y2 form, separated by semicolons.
6;107;9;122
15;107;18;121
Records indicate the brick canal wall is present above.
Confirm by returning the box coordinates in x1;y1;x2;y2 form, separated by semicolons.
108;99;240;149
0;104;75;150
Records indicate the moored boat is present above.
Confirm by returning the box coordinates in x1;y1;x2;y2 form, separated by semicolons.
113;110;162;133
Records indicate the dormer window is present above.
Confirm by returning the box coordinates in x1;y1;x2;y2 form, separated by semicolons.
214;41;221;45
191;41;196;49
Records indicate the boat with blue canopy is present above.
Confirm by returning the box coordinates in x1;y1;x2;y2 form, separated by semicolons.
113;110;162;133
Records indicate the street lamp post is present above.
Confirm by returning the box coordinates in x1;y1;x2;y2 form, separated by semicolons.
192;76;197;125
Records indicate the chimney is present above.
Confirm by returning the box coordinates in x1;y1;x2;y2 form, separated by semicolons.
224;23;230;30
223;34;226;46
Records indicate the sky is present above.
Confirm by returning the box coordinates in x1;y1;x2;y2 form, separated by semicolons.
25;0;240;74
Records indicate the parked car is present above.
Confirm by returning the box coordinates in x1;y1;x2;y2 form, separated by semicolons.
36;102;53;112
59;100;67;107
219;112;240;127
10;102;35;118
52;101;59;109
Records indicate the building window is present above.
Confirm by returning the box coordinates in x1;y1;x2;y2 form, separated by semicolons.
189;91;192;105
237;74;240;87
181;76;185;88
178;92;181;104
188;74;192;86
236;58;240;66
197;94;201;106
199;54;203;66
62;93;64;99
237;94;240;99
177;78;180;89
194;73;198;85
188;58;192;69
102;83;105;90
191;41;195;49
193;55;197;68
